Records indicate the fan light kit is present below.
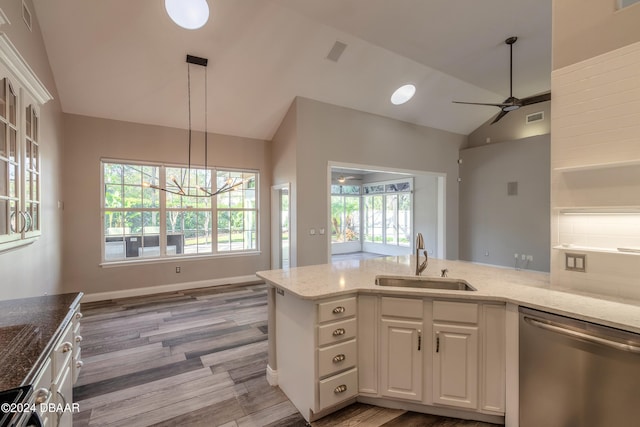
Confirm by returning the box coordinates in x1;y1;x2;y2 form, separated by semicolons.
453;36;551;124
390;84;416;105
165;0;209;30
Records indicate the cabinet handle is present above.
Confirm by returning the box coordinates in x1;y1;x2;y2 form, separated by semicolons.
332;328;346;336
418;329;422;351
34;388;50;404
75;312;83;319
332;306;346;314
334;384;347;394
61;342;73;353
76;360;84;369
24;210;33;231
75;335;83;342
436;333;440;353
332;354;346;363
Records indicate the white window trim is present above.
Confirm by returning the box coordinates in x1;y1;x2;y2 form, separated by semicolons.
100;159;260;264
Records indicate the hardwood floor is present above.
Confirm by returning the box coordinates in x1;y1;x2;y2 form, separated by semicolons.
74;283;501;427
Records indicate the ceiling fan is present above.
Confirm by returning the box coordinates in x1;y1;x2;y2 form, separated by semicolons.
453;36;551;125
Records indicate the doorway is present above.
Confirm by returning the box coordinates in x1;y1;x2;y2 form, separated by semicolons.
328;162;446;262
271;184;290;269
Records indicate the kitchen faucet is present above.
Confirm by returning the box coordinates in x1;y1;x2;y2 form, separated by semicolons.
415;232;428;276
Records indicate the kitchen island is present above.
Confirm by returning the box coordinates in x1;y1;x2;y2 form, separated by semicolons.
257;256;640;425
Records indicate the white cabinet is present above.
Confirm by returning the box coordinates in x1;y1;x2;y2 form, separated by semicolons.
380;318;423;401
432;323;478;409
432;301;479;410
480;304;506;414
273;290;357;422
379;297;423;401
31;305;83;427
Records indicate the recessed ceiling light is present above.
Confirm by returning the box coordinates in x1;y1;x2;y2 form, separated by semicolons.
390;84;416;105
165;0;210;30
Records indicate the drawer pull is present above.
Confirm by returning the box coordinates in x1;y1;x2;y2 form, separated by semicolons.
34;388;50;404
75;335;83;342
61;342;73;353
332;306;346;314
334;384;348;394
332;354;346;363
332;328;346;336
76;360;84;369
75;312;83;319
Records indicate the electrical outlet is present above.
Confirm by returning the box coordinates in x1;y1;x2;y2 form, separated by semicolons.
521;254;526;261
514;253;519;259
176;266;181;273
526;255;533;262
565;253;586;272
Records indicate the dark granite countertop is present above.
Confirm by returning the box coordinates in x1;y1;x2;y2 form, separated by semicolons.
0;293;83;391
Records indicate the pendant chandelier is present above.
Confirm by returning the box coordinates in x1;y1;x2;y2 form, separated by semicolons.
145;55;244;198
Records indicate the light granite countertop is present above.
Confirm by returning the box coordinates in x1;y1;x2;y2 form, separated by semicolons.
257;256;640;334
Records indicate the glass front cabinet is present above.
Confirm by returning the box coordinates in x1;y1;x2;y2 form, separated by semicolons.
0;34;52;251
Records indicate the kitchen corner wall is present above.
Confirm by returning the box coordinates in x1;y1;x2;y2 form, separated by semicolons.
551;0;640;300
0;0;65;299
272;97;465;267
61;114;272;295
459;135;551;272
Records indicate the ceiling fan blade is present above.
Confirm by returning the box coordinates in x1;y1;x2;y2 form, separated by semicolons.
490;110;509;125
521;92;551;106
452;100;509;108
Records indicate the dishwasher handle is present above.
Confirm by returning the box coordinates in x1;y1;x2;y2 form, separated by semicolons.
524;316;640;354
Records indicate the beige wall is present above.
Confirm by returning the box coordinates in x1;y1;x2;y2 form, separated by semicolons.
466;101;550;148
270;100;298;267
553;0;640;69
61;114;272;295
279;97;465;266
0;0;65;299
459;135;551;272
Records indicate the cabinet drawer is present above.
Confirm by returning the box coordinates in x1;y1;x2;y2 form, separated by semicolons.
318;297;357;323
318;368;357;410
433;301;478;324
381;297;423;319
318;318;357;346
54;323;74;375
318;339;357;378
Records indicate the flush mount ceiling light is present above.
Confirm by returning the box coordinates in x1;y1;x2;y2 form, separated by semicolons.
165;0;209;30
144;55;246;197
390;84;416;105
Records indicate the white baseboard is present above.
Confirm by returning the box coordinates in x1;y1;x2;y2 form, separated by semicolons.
82;275;261;302
266;365;278;386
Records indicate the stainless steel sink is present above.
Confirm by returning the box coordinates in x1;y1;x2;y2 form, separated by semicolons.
374;275;476;291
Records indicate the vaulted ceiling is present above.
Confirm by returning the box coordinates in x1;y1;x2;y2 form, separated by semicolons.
32;0;552;140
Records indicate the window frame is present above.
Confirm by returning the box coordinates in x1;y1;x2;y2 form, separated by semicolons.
363;178;413;248
100;159;260;265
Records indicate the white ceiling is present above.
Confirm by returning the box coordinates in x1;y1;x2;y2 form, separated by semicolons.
32;0;552;141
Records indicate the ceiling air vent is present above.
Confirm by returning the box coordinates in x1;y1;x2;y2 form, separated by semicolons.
526;111;544;124
22;0;32;31
327;41;347;62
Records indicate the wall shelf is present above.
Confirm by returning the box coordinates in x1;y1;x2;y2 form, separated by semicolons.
552;245;640;255
553;159;640;173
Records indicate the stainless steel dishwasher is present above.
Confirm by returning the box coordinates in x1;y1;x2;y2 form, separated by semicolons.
519;306;640;427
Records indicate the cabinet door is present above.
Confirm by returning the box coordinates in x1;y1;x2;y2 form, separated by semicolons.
433;323;478;409
380;318;423;401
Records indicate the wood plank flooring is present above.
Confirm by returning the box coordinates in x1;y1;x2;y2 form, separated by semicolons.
73;283;501;427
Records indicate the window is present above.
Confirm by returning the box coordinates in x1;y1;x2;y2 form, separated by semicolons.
331;185;360;243
363;179;412;247
102;160;258;262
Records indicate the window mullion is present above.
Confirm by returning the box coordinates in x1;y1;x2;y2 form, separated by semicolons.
159;165;167;257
